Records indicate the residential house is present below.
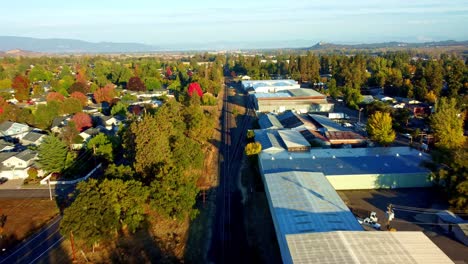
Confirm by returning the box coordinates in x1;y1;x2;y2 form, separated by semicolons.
0;121;31;140
51;116;68;133
0;149;37;179
20;131;46;146
0;139;15;152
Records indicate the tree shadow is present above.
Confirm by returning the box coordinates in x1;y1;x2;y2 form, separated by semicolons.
109;221;179;264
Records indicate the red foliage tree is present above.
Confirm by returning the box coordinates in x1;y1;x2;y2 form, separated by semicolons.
69;82;89;94
71;112;92;132
75;65;87;84
12;75;30;101
188;82;203;97
46;92;65;102
94;83;116;103
166;66;173;78
127;76;146;91
70;91;88;106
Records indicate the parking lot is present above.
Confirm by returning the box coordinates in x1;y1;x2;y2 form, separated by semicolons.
338;188;468;263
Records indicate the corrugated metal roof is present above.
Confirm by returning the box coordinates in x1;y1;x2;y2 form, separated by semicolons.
286;231;454;264
254;130;285;153
287;88;326;98
308;114;350;132
258;113;283;129
278;130;311;150
260;147;430;175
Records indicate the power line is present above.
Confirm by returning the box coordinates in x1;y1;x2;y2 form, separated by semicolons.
393;207;468;216
392;204;468;214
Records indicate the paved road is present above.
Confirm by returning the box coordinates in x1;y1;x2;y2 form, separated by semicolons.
0;185;75;198
209;82;253;263
0;216;64;264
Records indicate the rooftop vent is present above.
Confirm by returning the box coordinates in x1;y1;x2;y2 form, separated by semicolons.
418;152;422;156
396;153;399;157
312;155;316;159
332;155;336;159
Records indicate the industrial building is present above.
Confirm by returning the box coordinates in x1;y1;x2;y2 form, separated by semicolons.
260;147;432;190
257;147;452;263
253;88;333;113
241;79;300;93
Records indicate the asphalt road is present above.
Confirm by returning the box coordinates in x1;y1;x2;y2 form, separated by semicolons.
0;185;75;198
209;83;253;263
0;216;64;264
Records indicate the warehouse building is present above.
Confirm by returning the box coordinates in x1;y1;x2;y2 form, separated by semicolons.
253;88;333;113
241;79;300;93
258;148;452;263
260;147;432;190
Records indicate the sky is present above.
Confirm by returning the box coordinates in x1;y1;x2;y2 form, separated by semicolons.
1;0;467;48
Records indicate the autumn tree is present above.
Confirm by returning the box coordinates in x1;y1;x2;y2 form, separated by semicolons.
46;92;65;102
430;97;466;150
12;75;30;101
367;111;396;146
127;76;146;91
61;97;83;115
70;91;88;106
60;121;81;149
93;83;116;103
71;112;92;132
245;142;262;155
68;82;89;94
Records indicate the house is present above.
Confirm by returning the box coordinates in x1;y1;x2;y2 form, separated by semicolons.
83;105;100;114
0;121;31;139
79;126;108;142
0;139;15;152
360;95;375;104
20;131;46;146
0;149;37;179
50;116;68;133
374;94;395;103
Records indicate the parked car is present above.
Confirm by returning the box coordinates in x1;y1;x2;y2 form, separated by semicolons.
0;177;8;184
401;133;412;140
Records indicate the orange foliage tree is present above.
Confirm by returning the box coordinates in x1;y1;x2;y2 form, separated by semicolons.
12;75;30;101
93;84;116;103
71;112;92;132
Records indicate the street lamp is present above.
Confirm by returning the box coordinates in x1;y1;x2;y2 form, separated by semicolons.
358;108;364;124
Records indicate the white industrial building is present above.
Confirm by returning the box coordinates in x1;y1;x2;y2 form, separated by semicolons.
241;79;300;93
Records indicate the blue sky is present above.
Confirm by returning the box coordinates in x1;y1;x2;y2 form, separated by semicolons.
1;0;467;48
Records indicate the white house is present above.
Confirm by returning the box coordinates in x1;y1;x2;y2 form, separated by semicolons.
0;149;37;179
0;121;31;139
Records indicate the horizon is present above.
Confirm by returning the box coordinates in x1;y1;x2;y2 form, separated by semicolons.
1;0;467;49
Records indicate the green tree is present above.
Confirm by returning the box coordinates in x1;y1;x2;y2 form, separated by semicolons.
430;97;466;149
111;101;127;116
61;179;149;246
367;111;396;146
38;134;69;173
150;167;199;220
87;133;114;161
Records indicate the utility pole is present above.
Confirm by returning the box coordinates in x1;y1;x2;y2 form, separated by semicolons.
358;108;364;124
47;178;53;201
386;204;395;230
70;231;76;262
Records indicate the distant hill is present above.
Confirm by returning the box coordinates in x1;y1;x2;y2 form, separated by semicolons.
0;36;159;53
303;40;468;51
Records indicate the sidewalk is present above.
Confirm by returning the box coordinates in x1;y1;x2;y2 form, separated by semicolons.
0;179;24;190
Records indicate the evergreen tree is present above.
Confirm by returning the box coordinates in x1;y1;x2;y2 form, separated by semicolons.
38;134;69;173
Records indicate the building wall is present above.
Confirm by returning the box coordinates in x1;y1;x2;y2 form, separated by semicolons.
326;173;432;190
